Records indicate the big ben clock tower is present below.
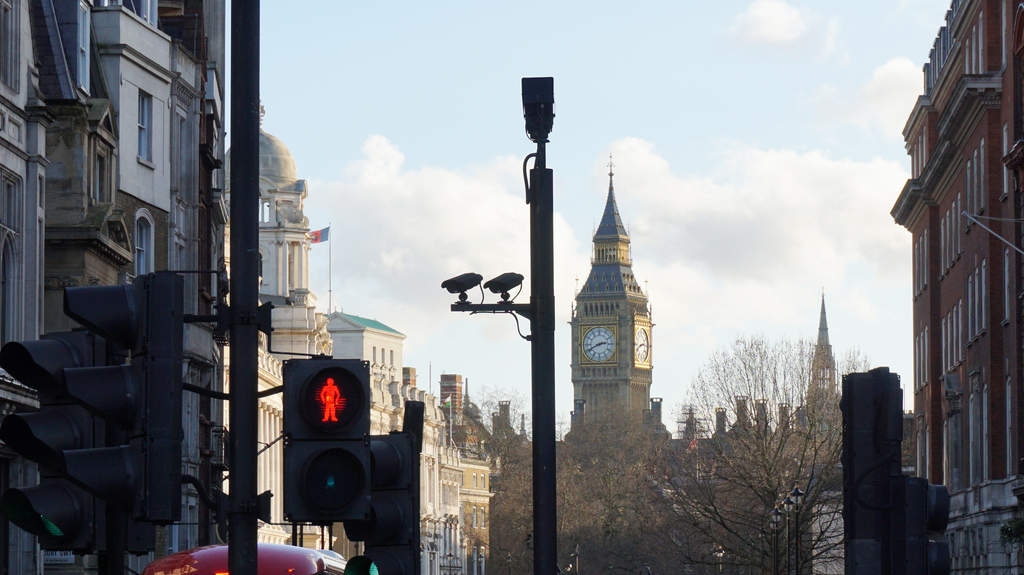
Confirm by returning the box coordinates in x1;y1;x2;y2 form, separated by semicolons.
571;160;652;419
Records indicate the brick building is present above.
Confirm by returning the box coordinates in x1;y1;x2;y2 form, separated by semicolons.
892;0;1024;571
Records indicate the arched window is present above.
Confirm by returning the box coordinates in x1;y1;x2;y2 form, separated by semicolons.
135;210;155;276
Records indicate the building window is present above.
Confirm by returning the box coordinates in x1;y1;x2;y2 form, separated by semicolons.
969;393;977;484
1004;0;1008;66
0;0;18;90
974;139;983;212
968;276;974;336
1004;124;1010;199
140;0;157;23
0;238;12;343
943;420;950;486
138;91;152;162
93;149;108;203
981;260;987;331
1005;248;1011;322
1008;376;1014;477
957;300;963;359
956;193;962;253
0;171;16;230
967;159;973;213
77;1;89;91
983;384;989;481
134;210;154;276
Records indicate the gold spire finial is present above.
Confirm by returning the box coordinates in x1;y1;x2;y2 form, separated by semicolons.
608;154;615;177
259;102;266;127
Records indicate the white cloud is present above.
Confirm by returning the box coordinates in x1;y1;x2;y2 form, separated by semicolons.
733;0;808;47
304;135;584;349
814;57;921;139
860;58;922;133
821;17;840;58
598;138;910;391
606;138;908;287
304;135;912;419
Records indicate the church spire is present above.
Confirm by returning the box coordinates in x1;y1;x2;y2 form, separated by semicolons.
595;154;628;239
817;290;830;347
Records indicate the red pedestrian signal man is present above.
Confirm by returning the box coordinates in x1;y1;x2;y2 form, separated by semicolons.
319;377;342;422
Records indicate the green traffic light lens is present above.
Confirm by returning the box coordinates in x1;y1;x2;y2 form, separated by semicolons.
303;448;364;511
0;484;80;543
344;556;378;575
40;515;65;537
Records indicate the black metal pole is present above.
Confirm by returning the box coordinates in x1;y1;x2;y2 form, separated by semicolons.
229;0;260;571
794;506;800;575
773;528;779;575
530;140;557;575
785;512;791;575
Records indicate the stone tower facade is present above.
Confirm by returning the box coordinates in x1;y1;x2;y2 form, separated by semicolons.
570;163;652;420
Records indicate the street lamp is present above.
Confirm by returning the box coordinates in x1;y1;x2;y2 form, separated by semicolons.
441;551;462;575
789;486;804;575
570;544;580;574
770;507;783;575
506;552;512;575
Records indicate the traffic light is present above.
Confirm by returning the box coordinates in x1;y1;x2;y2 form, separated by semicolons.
283;358;372;523
0;331;104;550
0;271;184;527
841;367;903;574
345;401;423;575
898;476;950;575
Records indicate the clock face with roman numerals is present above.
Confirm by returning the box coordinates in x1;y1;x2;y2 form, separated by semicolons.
583;327;615;362
635;327;649;363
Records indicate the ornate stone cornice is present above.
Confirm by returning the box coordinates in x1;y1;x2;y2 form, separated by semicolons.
936;75;1002;142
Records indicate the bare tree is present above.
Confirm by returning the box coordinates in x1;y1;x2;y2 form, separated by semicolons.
558;411;670;573
648;335;869;574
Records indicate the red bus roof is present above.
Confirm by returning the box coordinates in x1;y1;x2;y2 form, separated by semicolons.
141;543;345;575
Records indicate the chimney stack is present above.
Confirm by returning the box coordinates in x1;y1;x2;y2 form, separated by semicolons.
736;396;749;426
715;407;727;435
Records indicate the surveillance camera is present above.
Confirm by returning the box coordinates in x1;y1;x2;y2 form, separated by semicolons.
441;273;483;295
484;273;524;299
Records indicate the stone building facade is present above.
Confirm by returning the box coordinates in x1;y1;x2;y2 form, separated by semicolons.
0;0;227;572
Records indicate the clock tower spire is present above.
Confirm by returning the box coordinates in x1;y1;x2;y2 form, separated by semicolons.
570;160;653;422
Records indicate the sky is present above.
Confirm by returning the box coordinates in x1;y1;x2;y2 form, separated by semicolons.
249;0;953;433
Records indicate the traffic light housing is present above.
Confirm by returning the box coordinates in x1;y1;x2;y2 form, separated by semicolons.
283;358;372;523
841;367;904;574
898;476;950;575
0;271;184;529
842;367;951;575
0;331;105;550
345;401;424;575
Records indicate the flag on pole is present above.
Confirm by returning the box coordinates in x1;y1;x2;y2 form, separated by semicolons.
310;226;330;244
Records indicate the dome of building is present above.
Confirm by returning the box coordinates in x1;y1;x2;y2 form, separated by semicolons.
259;130;297;187
225;129;298;190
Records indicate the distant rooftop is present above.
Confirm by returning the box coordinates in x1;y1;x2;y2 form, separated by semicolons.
333;312;404;336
